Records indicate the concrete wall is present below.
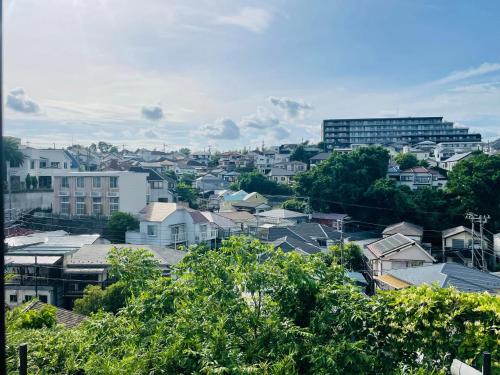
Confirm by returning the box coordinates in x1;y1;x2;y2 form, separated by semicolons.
4;191;53;212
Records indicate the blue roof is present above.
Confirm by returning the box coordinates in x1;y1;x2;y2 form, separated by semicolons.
64;150;80;169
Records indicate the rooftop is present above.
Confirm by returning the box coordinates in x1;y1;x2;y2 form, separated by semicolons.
24;301;87;328
443;152;472;163
255;209;308;219
382;222;424;237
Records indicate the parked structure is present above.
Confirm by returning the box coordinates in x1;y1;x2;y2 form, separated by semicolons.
53;171;149;217
322;117;481;149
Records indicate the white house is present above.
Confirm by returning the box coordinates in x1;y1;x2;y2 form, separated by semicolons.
126;202;218;248
440;152;473;171
382;222;424;243
395;167;447;190
267;168;297;185
7;146;79;190
364;233;436;276
434;142;483;161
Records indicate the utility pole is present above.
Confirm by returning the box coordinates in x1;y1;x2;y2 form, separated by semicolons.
339;217;344;267
466;213;490;271
35;255;38;298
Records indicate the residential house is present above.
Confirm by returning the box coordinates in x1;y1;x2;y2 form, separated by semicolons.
7;146;79;190
440;152;473;171
216;211;257;232
310;152;332;167
63;243;185;307
274;160;307;173
129;166;175;203
194;173;229;192
392;167;447;190
260;222;341;252
441;225;489;265
221;171;240;183
401;145;432;161
434;141;483;162
220;191;269;213
174;161;199;176
364;233;436;276
231;200;271;214
311;213;350;230
382;222;424;243
255;209;309;226
53;171;149;217
191;151;212;165
126;202;218;248
267;168;297;185
376;263;500;294
200;211;242;239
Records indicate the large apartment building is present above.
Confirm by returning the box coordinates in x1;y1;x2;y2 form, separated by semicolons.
322;117;481;149
53;171;149;217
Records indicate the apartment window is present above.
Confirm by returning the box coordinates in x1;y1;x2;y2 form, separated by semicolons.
76;197;86;215
109;197;119;214
92;176;101;188
76;176;85;188
39;295;48;303
30;160;35;169
61;176;69;188
24;295;34;302
40;160;47;168
147;225;157;237
151;181;163;189
92;197;102;215
51;161;60;168
171;224;185;242
110;176;119;188
60;196;70;214
9;294;17;303
64;162;68;169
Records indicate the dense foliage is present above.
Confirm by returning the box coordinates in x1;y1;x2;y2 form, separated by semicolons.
176;181;199;208
107;212;139;243
6;240;499;374
237;171;293;195
296;149;500;231
281;198;307;213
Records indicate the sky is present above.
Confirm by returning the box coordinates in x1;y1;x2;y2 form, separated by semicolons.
4;0;500;152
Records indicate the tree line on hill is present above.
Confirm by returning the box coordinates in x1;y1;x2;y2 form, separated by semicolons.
6;241;499;374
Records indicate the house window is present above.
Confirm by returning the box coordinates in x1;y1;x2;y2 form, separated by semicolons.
76;176;85;188
51;162;60;168
24;295;34;302
151;181;163;189
76;197;86;215
147;225;157;237
64;162;68;169
110;176;119;188
40;160;47;168
92;176;101;188
60;196;70;214
92;197;102;215
61;176;69;188
171;224;185;242
109;197;119;214
30;160;35;169
39;295;48;303
9;294;17;303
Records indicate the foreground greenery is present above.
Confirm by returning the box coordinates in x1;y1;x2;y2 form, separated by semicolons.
7;239;500;374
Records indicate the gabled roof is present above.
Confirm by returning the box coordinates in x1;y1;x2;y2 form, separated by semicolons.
24;301;87;328
367;233;416;257
382;222;424;237
311;212;349;221
272;236;322;255
310;152;332;161
255;209;308;219
225;190;248;201
386;263;500;293
232;200;270;209
400;167;431;174
264;223;341;244
267;168;296;176
187;210;209;224
442;225;472;238
217;211;256;222
139;202;179;222
443;152;472;163
200;212;239;230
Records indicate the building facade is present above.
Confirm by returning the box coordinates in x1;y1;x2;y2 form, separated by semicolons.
322;117;481;149
53;171;149;217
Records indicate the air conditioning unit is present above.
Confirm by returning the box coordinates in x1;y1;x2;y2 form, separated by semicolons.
91;191;101;197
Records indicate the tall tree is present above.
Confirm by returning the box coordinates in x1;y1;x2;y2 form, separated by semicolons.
107;212;139;243
394;153;419;170
3;137;25;168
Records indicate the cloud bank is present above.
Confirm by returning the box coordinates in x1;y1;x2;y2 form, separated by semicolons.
268;96;313;118
141;105;164;121
7;88;41;114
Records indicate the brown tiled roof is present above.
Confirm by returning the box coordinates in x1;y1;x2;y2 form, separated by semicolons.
24;301;87;328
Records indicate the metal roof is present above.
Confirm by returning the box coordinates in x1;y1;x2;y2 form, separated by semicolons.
382;222;424;237
443;152;472;162
367;233;415;256
255;209;308;219
387;263;500;293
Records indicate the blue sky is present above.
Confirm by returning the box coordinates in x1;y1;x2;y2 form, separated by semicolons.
4;0;500;151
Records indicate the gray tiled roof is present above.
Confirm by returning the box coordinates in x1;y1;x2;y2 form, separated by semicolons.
273;236;322;255
382;222;423;237
255;209;308;219
387;263;500;293
24;301;87;328
443;152;472;163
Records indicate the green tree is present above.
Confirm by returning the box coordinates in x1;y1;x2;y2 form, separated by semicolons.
290;145;310;164
325;242;365;271
9;303;57;330
3;137;25;167
281;198;307;213
394;153;419;170
176;181;199;208
179;173;196;186
31;175;38;189
295;146;390;214
74;282;129;315
107;212;139;243
447;153;500;227
179;147;191;156
107;247;162;296
238;171;293;195
25;173;32;190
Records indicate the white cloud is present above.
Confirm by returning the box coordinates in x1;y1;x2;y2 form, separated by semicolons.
141;105;164;121
215;7;272;33
272;126;290;140
6;88;41;114
200;118;240;139
432;62;500;85
240;108;279;129
268;96;313;119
